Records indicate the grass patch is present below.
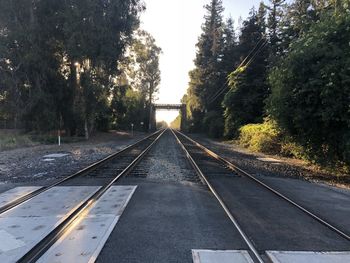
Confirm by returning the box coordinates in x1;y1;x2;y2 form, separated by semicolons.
0;130;86;151
0;133;37;151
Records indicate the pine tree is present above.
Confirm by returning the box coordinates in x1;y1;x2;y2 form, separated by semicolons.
223;7;269;137
266;0;285;60
185;0;226;134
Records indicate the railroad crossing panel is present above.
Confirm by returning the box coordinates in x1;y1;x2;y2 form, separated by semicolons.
37;185;137;263
0;186;100;262
0;186;42;209
266;251;350;263
192;249;254;263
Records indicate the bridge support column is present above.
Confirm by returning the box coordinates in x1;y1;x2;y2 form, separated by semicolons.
149;105;156;132
180;104;187;131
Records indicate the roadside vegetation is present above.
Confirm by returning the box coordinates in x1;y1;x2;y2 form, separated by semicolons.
0;1;161;138
180;0;350;173
0;131;36;151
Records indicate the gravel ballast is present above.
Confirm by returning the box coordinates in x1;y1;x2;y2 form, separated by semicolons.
189;133;350;190
0;131;145;185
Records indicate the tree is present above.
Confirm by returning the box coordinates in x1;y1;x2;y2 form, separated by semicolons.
267;7;350;166
223;7;269;138
0;0;144;135
185;0;226;135
110;85;146;131
266;0;286;61
122;30;161;130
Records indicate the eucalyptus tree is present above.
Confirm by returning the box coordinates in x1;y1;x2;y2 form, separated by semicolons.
0;0;144;135
121;30;161;130
59;0;144;137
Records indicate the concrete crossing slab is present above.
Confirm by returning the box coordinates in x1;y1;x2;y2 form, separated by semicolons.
43;153;69;158
192;250;254;263
37;185;137;263
0;186;100;262
0;186;41;209
266;251;350;263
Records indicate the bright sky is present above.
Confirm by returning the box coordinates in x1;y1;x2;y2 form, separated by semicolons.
141;0;262;124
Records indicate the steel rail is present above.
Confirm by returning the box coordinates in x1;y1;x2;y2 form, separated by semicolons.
171;129;265;263
174;129;350;242
18;128;166;263
0;130;162;215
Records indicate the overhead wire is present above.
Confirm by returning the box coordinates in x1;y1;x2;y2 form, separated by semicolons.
205;38;266;105
206;35;268;105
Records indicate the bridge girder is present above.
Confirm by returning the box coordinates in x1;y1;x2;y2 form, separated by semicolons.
149;104;187;131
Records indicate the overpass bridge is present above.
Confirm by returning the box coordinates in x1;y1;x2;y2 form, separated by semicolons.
150;103;186;131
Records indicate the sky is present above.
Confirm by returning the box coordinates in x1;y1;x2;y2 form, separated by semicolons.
141;0;262;124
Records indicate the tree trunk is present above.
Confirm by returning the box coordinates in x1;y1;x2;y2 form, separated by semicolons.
84;118;89;140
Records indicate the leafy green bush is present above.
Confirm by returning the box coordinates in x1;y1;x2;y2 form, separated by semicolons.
268;11;350;167
238;119;281;154
280;140;305;159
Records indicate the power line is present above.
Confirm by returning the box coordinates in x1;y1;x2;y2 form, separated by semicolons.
206;36;268;105
207;36;267;105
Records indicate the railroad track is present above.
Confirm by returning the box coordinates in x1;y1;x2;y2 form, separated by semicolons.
172;129;350;263
0;128;348;262
0;130;162;215
0;129;165;263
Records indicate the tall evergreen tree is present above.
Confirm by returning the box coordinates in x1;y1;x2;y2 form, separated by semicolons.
185;0;226;135
223;7;269;137
266;0;285;61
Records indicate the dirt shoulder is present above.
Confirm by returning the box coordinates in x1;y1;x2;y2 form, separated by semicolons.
0;131;146;184
189;133;350;190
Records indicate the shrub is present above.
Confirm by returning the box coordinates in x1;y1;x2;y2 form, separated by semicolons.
238;119;281;154
267;12;350;167
280;140;306;159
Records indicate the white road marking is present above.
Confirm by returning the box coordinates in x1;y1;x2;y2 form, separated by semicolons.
0;186;42;209
266;251;350;263
37;185;137;263
192;250;254;263
0;186;100;262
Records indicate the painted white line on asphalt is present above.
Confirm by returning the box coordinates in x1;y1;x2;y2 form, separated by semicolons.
266;251;350;263
192;250;254;263
37;185;137;263
0;186;100;262
0;186;42;209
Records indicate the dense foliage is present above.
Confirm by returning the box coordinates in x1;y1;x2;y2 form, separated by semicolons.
268;8;350;166
182;0;350;169
184;0;227;135
223;4;268;137
0;0;160;136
